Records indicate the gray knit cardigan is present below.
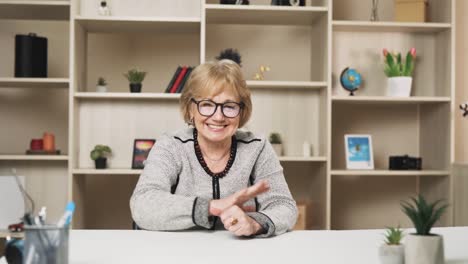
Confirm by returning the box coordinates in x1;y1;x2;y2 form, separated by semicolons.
130;128;297;237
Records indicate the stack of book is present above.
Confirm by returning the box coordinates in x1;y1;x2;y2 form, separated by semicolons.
165;66;193;93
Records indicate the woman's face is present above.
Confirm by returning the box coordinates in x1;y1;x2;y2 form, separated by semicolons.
191;89;241;146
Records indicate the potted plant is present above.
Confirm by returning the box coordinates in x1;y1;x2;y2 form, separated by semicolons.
90;145;112;169
124;68;147;93
378;226;404;264
96;77;107;92
383;48;416;97
269;132;283;156
401;195;448;264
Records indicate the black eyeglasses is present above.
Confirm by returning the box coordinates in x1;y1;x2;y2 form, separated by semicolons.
191;98;244;118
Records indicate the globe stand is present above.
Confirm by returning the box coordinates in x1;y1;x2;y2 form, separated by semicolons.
340;67;361;96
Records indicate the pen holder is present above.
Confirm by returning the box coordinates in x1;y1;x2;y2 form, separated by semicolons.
24;225;69;264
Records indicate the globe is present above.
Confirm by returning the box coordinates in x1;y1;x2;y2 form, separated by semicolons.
340;67;362;96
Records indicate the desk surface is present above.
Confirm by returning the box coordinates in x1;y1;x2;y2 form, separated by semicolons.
70;227;468;264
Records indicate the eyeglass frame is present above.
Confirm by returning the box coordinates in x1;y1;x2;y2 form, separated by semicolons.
191;98;244;118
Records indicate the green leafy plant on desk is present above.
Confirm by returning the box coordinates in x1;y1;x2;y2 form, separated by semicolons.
90;145;112;169
401;195;449;264
379;226;404;264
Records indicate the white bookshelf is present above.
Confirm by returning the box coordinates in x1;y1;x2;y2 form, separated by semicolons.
247;80;327;90
0;0;70;20
0;78;69;89
0;155;68;161
332;96;451;104
331;170;450;176
74;92;181;100
279;156;327;162
72;169;142;175
205;4;328;25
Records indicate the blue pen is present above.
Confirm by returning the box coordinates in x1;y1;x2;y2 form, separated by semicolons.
57;202;75;227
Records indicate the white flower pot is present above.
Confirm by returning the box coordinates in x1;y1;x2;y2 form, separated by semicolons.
272;144;283;156
405;234;444;264
96;85;107;93
379;244;404;264
386;77;412;97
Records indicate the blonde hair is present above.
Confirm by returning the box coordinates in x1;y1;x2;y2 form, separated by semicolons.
180;60;252;128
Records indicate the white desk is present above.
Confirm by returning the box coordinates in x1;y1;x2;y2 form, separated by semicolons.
70;227;468;264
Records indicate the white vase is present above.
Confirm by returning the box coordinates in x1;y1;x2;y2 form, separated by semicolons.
272;144;283;156
378;244;404;264
405;234;444;264
386;77;412;97
96;85;107;92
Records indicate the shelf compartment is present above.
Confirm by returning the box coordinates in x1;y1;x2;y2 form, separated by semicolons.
247;80;327;90
0;155;68;161
332;96;451;104
75;16;201;34
74;92;181;100
332;21;451;33
0;1;70;20
331;170;450;176
205;4;327;25
0;78;69;89
72;169;142;175
0;230;24;238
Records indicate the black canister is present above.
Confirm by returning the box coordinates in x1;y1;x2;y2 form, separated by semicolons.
15;33;48;77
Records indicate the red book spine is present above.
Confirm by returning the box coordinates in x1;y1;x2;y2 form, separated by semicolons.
169;66;188;93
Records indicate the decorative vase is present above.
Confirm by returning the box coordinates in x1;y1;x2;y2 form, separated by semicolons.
130;83;142;93
387;77;412;97
95;157;107;169
272;144;283;156
378;244;404;264
96;85;107;93
405;234;444;264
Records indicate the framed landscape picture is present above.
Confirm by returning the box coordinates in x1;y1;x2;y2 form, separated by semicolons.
132;139;156;169
344;134;374;170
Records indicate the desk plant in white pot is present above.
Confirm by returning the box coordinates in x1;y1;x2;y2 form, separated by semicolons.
401;195;448;264
383;48;416;97
269;132;283;156
96;77;107;92
90;144;112;169
379;226;404;264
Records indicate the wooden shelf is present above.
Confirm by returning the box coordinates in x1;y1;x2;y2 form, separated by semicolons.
331;170;450;176
0;1;70;20
332;96;451;104
0;155;68;161
0;230;23;238
0;78;69;89
74;92;181;100
205;4;328;25
332;20;451;33
75;16;200;34
247;80;327;90
72;169;142;175
279;156;327;162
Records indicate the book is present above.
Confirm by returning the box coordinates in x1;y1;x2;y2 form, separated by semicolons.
169;66;188;93
176;67;193;93
165;66;182;93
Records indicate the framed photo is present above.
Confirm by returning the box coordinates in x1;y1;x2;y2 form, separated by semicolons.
344;134;374;170
132;139;156;169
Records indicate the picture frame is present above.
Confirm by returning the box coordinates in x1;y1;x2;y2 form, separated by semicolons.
132;139;156;169
344;134;374;170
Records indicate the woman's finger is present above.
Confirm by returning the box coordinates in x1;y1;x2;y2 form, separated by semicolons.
234;180;270;205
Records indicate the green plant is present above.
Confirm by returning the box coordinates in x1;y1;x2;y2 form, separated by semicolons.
383;48;416;77
124;69;147;84
383;226;404;245
401;195;449;236
90;145;112;160
97;77;107;86
269;132;282;144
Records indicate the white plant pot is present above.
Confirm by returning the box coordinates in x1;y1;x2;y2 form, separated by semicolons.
386;77;412;97
405;234;444;264
378;244;404;264
272;144;283;156
96;85;107;93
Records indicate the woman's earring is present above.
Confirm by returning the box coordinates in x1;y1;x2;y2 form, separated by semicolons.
189;117;194;126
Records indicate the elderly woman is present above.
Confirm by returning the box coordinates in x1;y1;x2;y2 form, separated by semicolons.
130;60;297;237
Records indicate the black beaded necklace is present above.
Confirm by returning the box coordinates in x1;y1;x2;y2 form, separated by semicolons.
193;128;237;179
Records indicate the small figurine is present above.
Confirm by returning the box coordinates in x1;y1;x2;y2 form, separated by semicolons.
98;1;111;16
253;65;271;80
460;102;468;117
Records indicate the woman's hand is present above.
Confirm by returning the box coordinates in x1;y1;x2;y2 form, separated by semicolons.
220;205;262;236
209;180;270;216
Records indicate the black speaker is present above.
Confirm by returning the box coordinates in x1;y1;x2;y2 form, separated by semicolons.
15;33;48;77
